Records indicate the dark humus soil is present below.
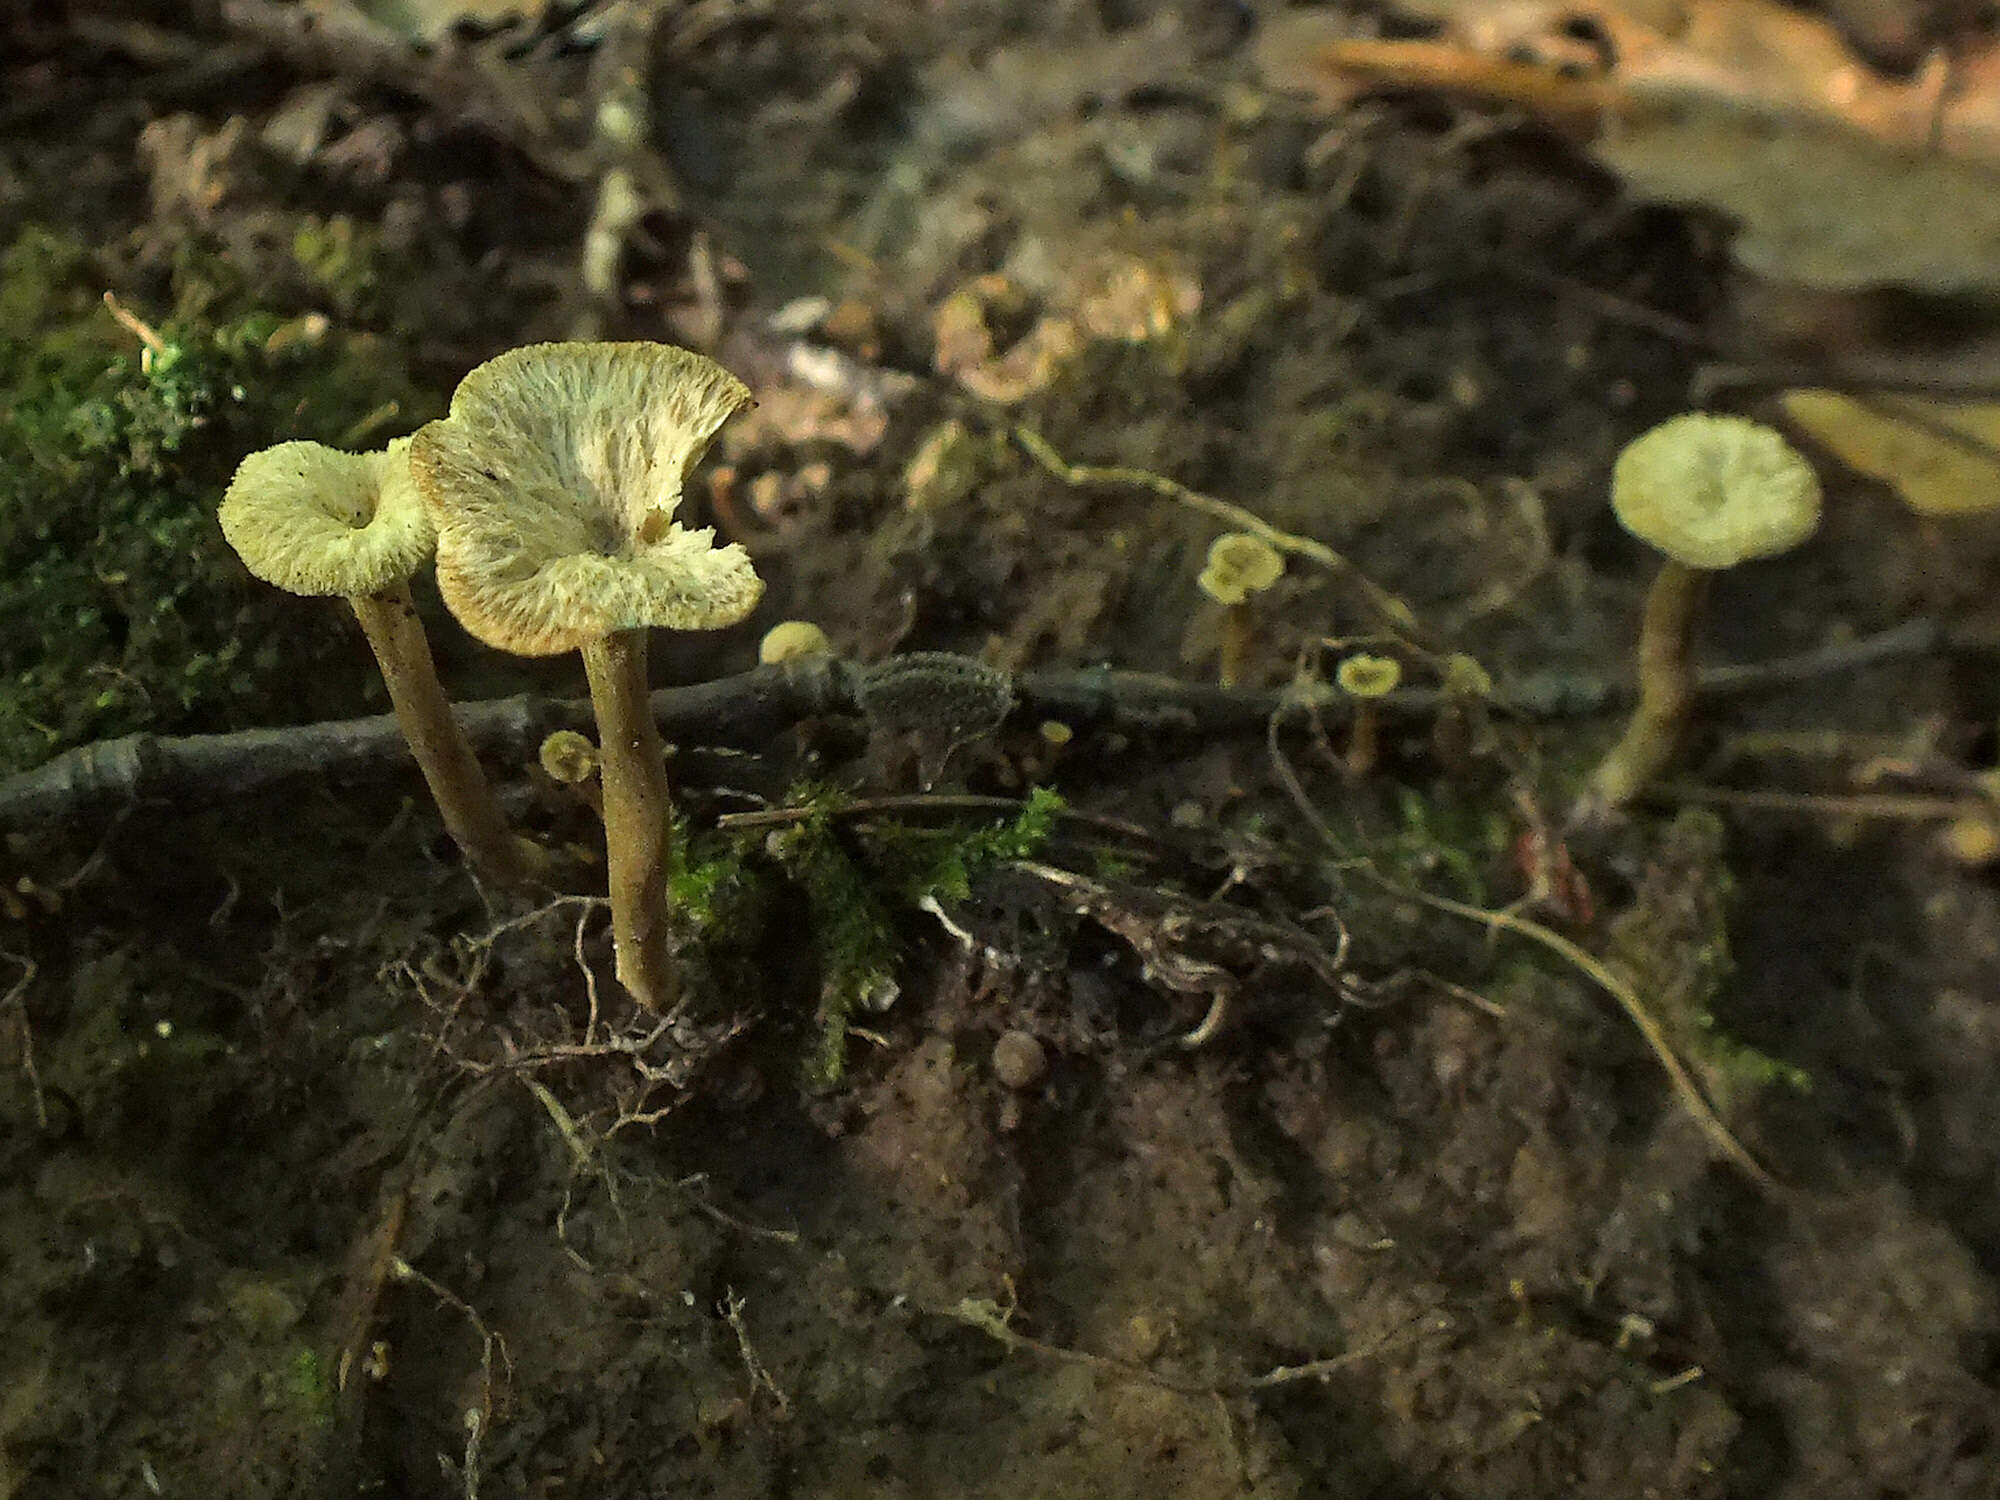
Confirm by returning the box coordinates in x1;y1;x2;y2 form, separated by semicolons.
3;4;1998;1498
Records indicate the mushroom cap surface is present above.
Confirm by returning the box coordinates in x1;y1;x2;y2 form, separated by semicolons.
1335;653;1402;699
1611;414;1822;570
539;729;600;784
1197;532;1284;606
411;342;761;656
758;620;833;664
219;437;433;597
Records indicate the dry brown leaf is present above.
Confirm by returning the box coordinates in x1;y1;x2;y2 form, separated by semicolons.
1259;5;2000;299
1781;389;2000;514
1378;0;1972;156
1597;114;2000;295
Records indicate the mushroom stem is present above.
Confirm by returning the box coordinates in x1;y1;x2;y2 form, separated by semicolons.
1218;602;1254;689
1347;702;1381;778
348;584;541;887
581;628;677;1012
1587;559;1707;812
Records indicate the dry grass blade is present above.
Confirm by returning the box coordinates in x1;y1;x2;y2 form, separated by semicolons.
1370;877;1774;1189
1014;427;1424;642
1263;702;1774;1189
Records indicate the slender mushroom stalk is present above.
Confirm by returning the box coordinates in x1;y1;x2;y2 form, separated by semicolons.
1586;560;1706;811
581;629;675;1007
410;341;761;1012
1432;652;1495;770
1335;652;1402;778
218;438;541;887
1582;414;1821;818
1197;533;1284;689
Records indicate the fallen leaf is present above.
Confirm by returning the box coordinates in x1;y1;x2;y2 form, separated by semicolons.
1781;389;2000;514
1259;6;2000;299
1596;112;2000;296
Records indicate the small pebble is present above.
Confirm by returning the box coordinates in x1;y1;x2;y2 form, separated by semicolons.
991;1029;1047;1090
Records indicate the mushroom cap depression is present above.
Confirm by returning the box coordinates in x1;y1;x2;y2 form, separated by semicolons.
410;342;762;656
1335;652;1403;699
1611;414;1822;571
1197;532;1284;606
219;438;434;597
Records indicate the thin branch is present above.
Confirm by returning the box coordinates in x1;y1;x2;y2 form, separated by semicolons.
0;951;44;1130
1654;784;1982;821
216;0;594;182
938;1292;1412;1396
0;622;1955;831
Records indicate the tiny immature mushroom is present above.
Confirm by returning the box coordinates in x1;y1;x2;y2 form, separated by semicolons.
1335;652;1402;777
1585;414;1822;815
758;619;832;664
991;1029;1047;1090
539;729;603;818
1198;533;1284;689
411;342;761;1012
218;437;541;887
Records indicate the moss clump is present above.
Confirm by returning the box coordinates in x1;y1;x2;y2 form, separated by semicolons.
1379;782;1511;904
882;784;1065;904
285;1347;337;1432
767;790;902;1088
289;215;386;322
0;225;439;774
1606;809;1809;1113
669;817;771;943
769;785;1065;1086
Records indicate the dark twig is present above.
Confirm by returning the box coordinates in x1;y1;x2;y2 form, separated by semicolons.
0;660;849;829
0;622;1957;830
718;792;1162;851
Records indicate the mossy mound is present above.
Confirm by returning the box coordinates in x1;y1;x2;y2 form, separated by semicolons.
0;226;441;775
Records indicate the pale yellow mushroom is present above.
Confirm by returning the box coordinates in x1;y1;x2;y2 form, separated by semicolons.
1197;533;1284;689
539;729;603;818
218;437;540;887
1586;414;1821;815
758;620;832;665
410;341;759;1011
1335;652;1402;777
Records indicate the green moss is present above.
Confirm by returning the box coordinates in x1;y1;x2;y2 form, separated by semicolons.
0;225;441;774
882;784;1065;905
1605;809;1810;1113
766;788;900;1088
290;215;386;322
668;817;768;941
1377;782;1510;905
285;1347;337;1431
768;785;1065;1086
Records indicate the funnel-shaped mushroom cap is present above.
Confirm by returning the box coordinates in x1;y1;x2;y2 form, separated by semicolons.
1198;532;1284;606
410;342;761;656
1335;653;1402;699
219;437;434;597
1612;414;1821;570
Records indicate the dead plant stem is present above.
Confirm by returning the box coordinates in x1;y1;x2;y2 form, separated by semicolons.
1013;427;1424;641
1264;702;1773;1188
